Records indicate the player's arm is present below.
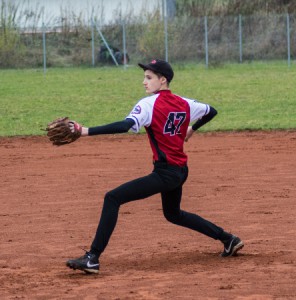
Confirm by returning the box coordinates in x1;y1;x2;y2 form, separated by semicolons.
81;118;135;136
191;106;217;130
78;98;149;136
185;106;217;142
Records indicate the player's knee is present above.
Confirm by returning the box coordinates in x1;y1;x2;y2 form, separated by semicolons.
163;210;181;225
103;191;120;209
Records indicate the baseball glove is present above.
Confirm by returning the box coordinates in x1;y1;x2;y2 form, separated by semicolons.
46;117;82;146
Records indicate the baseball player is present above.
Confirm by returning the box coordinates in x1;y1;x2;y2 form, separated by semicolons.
66;59;244;274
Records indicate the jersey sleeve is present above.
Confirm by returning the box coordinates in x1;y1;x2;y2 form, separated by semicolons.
126;97;153;133
183;98;210;122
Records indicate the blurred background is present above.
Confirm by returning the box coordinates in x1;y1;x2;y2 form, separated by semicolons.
0;0;295;68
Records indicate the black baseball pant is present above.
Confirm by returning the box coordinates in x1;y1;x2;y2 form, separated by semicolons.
90;162;225;257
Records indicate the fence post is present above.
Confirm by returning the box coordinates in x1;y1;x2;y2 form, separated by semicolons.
122;21;127;69
204;16;208;68
163;0;169;61
91;19;95;67
286;14;291;67
42;23;46;75
239;14;243;63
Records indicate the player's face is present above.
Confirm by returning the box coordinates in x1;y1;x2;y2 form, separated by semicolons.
143;70;167;94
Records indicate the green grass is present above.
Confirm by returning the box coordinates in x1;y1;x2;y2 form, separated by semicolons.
0;62;295;136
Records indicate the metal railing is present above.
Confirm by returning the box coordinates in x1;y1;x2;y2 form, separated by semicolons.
0;14;294;70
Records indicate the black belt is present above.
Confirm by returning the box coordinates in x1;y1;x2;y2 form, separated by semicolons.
153;161;187;170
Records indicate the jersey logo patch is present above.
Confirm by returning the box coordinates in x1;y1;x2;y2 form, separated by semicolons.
131;105;141;114
164;112;186;136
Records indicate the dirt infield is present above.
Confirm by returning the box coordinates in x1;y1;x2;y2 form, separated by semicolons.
0;131;295;299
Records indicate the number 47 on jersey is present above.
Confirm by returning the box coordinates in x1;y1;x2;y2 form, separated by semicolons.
164;112;186;136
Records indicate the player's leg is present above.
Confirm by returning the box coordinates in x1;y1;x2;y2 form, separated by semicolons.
67;171;166;273
161;185;225;239
90;169;183;258
159;164;231;240
161;170;244;256
66;165;187;273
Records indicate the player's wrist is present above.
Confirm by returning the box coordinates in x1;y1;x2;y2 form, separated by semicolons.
81;127;89;136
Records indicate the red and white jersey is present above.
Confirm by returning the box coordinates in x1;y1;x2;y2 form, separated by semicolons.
126;90;209;166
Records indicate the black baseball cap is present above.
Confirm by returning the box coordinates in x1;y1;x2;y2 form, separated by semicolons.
138;59;174;83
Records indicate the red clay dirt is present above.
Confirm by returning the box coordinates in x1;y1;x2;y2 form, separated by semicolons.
0;131;295;299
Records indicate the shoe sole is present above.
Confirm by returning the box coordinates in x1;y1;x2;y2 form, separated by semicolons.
229;240;244;256
66;262;99;274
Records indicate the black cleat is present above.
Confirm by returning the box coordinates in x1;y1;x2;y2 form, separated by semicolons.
221;235;244;257
66;252;99;274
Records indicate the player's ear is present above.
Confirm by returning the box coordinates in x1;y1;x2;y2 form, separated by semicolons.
161;76;167;85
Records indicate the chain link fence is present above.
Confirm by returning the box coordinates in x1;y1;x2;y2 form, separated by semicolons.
0;14;295;69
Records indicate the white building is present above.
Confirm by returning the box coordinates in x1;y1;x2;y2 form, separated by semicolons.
15;0;170;27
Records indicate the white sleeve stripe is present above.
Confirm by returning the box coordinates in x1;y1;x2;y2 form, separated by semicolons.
133;116;140;128
127;116;140;132
126;116;139;126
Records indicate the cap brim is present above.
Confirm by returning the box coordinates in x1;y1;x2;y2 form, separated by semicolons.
138;63;158;73
138;63;148;70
